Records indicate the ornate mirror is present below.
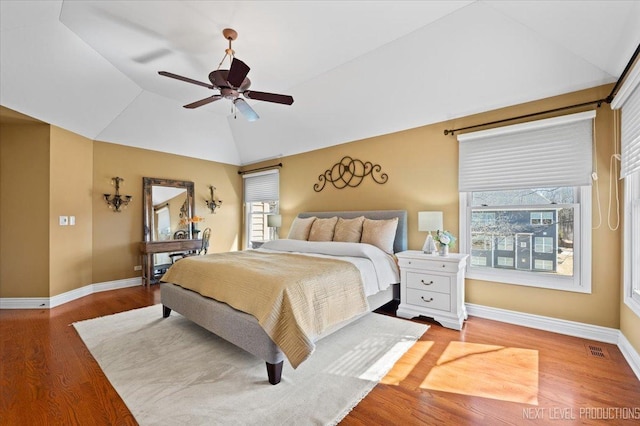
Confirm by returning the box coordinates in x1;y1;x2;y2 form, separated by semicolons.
142;177;195;243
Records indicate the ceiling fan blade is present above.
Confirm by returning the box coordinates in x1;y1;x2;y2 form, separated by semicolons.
227;58;250;88
183;95;222;109
244;90;294;105
158;71;214;89
234;98;259;122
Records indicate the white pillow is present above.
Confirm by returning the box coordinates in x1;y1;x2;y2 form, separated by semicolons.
287;216;317;240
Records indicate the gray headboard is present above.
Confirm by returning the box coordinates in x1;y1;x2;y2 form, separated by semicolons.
297;210;408;253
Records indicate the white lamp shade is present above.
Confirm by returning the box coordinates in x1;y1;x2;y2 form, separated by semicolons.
267;214;282;227
418;211;443;232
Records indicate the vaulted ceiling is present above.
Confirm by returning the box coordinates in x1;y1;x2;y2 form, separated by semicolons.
1;1;639;166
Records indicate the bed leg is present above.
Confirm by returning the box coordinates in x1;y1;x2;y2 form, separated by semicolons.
162;306;172;318
266;361;283;385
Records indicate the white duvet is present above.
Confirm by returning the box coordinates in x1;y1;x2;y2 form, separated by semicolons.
259;239;399;297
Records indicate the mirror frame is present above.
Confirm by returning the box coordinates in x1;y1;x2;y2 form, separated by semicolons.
143;177;195;242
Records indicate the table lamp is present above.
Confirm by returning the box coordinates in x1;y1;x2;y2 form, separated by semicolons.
267;214;282;240
418;211;443;254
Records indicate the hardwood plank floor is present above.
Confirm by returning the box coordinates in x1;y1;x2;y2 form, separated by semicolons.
1;286;639;425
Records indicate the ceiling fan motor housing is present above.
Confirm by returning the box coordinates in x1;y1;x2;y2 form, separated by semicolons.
209;70;251;91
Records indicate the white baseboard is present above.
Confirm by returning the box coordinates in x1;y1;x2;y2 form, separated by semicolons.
0;278;141;309
618;332;640;380
467;303;640;381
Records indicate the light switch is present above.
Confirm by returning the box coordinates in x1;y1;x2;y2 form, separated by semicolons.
69;216;76;226
59;216;69;226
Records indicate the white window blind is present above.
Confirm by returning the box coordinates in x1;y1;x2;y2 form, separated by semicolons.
611;63;640;178
243;170;279;202
458;111;596;192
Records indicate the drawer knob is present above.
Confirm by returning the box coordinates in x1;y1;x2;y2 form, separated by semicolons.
442;264;446;268
421;296;434;303
421;279;434;285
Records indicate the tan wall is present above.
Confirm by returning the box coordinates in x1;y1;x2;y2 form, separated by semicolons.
0;123;50;297
49;126;94;296
621;304;640;352
91;142;242;284
270;84;623;329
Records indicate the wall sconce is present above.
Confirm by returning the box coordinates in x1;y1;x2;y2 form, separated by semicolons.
267;214;282;240
104;177;132;212
205;185;223;213
418;211;443;254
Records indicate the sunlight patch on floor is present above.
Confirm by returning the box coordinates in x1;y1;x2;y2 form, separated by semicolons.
420;342;539;405
380;341;434;385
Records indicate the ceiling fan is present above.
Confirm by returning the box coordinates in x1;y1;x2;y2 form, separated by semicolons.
158;28;294;122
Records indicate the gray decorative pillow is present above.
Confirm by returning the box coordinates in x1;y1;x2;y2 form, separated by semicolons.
333;216;365;243
361;217;399;254
308;217;338;241
287;216;317;240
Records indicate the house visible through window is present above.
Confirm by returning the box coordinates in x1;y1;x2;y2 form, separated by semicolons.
469;188;571;275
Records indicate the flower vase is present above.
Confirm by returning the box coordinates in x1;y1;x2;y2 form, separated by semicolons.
439;244;449;256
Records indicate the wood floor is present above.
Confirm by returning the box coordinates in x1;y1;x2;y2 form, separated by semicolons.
1;286;639;425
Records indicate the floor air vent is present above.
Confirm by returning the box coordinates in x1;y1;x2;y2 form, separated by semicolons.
585;344;609;359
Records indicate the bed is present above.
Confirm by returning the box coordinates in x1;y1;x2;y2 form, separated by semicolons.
160;210;407;384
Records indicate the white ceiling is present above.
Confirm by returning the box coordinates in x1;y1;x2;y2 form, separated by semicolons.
1;1;639;166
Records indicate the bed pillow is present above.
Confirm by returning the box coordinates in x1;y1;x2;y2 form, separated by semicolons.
287;216;317;240
333;216;365;243
361;217;399;254
308;216;339;241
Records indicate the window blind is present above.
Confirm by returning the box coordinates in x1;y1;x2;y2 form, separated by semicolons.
611;63;640;178
243;169;279;202
458;111;595;192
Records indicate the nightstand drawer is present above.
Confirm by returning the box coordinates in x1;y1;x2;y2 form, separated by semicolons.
398;257;460;274
406;272;450;294
405;288;450;312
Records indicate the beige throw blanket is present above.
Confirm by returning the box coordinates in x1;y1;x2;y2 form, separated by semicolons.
161;251;368;368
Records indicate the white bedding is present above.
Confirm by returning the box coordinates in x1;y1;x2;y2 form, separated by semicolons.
259;239;399;297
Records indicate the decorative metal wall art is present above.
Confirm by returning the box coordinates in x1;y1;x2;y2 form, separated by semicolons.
313;156;388;192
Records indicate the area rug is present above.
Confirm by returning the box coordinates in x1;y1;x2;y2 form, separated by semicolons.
420;341;539;404
73;305;428;425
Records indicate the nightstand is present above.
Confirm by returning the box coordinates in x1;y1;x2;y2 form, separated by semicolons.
396;250;469;330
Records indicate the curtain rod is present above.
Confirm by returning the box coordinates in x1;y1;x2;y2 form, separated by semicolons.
444;42;640;136
237;162;283;175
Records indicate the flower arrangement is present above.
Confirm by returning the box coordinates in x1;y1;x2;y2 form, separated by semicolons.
179;215;205;228
435;230;457;248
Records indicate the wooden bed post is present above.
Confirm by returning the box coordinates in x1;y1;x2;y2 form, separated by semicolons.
266;361;283;385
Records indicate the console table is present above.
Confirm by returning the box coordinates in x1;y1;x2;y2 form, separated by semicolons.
139;239;202;286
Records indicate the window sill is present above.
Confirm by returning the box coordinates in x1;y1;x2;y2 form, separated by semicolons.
466;268;591;294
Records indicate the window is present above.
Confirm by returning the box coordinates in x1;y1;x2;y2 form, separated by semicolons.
612;62;640;315
627;173;640;311
243;170;279;248
534;237;554;253
458;111;594;293
531;211;553;225
497;235;514;251
535;259;554;271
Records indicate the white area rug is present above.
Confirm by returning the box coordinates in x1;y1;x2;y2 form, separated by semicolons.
73;305;428;425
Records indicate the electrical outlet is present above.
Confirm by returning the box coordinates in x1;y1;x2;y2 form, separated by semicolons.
134;265;142;271
59;216;69;226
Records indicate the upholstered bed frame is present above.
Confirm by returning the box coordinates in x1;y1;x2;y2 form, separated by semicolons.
160;210;407;385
